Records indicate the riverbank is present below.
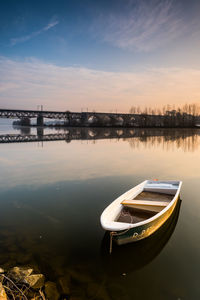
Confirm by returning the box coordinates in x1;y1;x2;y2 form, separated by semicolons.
0;265;69;299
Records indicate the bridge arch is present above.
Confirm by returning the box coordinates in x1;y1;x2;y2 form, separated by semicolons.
102;115;112;126
129;117;136;125
114;116;124;126
87;115;99;126
116;129;124;136
104;129;111;137
88;129;98;137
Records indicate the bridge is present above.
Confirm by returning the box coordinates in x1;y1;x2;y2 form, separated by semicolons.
0;108;165;127
0;108;200;127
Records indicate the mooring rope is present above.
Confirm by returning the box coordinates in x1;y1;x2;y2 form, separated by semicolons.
109;227;131;254
109;207;134;254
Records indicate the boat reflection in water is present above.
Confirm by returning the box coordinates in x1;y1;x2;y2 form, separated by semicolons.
101;199;181;275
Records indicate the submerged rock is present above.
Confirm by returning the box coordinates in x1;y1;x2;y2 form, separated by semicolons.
45;281;60;300
8;266;45;289
8;266;33;281
24;274;45;289
0;282;7;300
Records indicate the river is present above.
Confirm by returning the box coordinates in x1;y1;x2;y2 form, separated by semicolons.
0;120;199;299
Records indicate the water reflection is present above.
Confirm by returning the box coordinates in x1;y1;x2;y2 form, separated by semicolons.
1;127;200;152
0;123;200;299
127;133;200;152
101;199;182;275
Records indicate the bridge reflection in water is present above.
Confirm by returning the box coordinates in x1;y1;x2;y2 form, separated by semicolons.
0;127;200;152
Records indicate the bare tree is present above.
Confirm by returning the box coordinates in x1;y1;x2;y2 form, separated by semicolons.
137;106;141;114
130;106;136;114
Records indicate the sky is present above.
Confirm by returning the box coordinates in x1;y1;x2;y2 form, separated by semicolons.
1;0;200;112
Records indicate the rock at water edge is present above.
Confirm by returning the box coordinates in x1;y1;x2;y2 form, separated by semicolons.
25;274;45;289
8;266;33;281
0;282;7;300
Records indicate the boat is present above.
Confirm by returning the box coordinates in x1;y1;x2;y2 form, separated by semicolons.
101;198;182;274
100;180;182;248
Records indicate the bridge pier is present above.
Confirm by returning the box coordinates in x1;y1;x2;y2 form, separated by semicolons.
37;115;44;126
20;127;31;135
80;113;88;126
37;127;44;138
65;111;71;126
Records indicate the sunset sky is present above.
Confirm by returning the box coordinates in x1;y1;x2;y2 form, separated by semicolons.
1;0;200;112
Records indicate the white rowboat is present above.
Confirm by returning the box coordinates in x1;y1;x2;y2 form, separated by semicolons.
100;180;182;246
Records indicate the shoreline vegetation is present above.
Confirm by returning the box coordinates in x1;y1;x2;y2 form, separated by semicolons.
129;103;200;116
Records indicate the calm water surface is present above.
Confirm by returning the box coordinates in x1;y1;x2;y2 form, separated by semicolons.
0;122;200;299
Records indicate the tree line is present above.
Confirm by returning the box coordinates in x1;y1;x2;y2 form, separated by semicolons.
129;103;200;127
129;103;200;116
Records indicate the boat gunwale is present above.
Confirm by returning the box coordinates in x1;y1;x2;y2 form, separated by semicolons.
100;180;182;231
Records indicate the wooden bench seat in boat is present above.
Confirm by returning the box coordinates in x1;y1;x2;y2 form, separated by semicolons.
121;199;169;213
134;191;173;202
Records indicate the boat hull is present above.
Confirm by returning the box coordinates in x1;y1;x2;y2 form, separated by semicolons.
113;195;180;245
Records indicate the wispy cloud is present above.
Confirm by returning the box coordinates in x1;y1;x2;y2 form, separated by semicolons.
0;56;200;111
93;0;187;52
10;19;59;46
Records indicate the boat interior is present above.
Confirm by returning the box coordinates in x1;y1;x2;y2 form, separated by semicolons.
116;181;179;224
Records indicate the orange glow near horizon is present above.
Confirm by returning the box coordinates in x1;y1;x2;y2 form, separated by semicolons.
1;58;200;112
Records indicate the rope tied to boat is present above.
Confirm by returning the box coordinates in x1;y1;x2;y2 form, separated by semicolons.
109;208;133;254
109;228;131;254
